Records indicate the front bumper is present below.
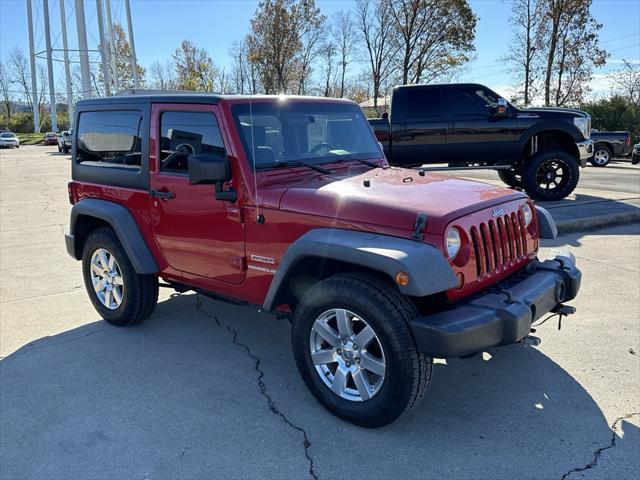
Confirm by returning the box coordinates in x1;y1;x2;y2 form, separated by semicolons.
576;139;594;166
410;252;581;358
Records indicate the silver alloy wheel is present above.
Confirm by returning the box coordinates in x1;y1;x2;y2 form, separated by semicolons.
593;149;610;165
309;308;386;402
90;248;124;310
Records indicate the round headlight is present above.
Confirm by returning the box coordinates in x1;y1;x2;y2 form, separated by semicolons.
446;227;461;260
522;203;533;226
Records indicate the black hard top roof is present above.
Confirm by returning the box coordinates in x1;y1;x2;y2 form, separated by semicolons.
76;92;223;107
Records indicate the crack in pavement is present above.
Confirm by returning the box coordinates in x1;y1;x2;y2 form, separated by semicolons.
195;294;318;480
560;412;640;480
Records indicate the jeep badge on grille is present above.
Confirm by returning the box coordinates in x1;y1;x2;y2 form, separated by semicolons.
491;207;505;218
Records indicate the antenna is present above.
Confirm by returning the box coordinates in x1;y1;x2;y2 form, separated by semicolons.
249;95;263;224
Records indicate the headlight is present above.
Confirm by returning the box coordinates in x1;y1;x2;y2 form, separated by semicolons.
574;117;590;139
522;203;533;227
445;227;461;260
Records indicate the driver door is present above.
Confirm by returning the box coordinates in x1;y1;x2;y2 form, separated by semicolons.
149;104;245;284
445;86;518;164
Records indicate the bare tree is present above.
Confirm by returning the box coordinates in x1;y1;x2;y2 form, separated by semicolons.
356;0;398;109
333;10;357;98
8;48;33;115
504;0;540;105
149;60;177;90
537;0;607;106
388;0;477;85
320;42;338;97
612;60;640;107
0;61;13;122
229;40;252;94
297;9;325;94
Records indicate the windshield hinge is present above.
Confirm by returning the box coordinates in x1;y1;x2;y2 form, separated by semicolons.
412;213;428;240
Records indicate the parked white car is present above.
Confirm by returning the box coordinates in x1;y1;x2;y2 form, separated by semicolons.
0;131;20;148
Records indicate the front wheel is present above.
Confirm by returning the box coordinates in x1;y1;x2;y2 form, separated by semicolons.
82;227;158;326
292;273;432;427
522;150;579;201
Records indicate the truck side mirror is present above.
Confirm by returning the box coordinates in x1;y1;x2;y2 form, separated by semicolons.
188;152;236;202
494;98;508;117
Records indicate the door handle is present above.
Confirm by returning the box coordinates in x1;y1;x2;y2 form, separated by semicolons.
149;189;175;201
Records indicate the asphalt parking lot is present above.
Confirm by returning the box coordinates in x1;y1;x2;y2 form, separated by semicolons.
1;145;639;479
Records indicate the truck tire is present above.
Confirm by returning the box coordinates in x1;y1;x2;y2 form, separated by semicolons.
63;145;69;154
82;227;158;326
522;150;579;201
497;170;522;189
589;145;612;167
291;272;432;427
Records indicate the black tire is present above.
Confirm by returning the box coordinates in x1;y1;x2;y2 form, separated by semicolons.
497;169;522;188
82;227;158;326
589;145;612;167
58;145;62;152
292;273;432;428
63;145;69;154
522;150;579;201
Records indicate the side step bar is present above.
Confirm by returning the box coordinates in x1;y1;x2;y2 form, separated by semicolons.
416;165;513;172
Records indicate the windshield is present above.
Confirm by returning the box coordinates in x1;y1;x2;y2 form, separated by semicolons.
1;133;15;138
232;101;381;169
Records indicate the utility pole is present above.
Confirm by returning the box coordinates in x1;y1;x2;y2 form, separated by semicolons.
95;0;111;96
124;0;139;89
74;0;92;98
59;0;75;119
26;0;40;133
43;0;57;132
105;0;119;92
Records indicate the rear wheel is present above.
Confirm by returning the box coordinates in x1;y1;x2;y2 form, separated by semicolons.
63;145;69;154
522;150;579;201
292;273;432;427
82;227;158;326
589;145;612;167
497;169;522;188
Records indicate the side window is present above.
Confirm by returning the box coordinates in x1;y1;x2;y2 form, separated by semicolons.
450;87;490;117
77;110;142;169
159;111;224;173
404;88;442;119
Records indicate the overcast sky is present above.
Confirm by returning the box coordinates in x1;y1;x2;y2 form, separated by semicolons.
1;0;639;101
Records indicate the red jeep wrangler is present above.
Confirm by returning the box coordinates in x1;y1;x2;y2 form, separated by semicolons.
65;94;581;427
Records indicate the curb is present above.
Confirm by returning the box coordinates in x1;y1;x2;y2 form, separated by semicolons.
556;211;640;234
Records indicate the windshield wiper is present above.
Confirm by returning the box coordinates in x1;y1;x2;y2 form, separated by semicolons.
261;160;332;174
334;157;380;168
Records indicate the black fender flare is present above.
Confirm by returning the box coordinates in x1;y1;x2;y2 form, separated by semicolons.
534;206;558;239
262;228;458;311
517;122;583;157
67;198;159;274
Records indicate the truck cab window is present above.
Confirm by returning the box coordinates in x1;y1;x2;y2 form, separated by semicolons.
404;88;442;119
450;87;495;116
159;111;225;173
76;110;142;169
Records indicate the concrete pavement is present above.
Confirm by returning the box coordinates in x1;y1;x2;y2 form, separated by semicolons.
1;145;639;479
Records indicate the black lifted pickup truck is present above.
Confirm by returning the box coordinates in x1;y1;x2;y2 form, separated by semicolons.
370;83;594;201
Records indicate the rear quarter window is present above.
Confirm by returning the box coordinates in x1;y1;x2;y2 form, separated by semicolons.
77;110;143;169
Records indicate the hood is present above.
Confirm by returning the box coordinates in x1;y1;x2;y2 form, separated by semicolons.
278;167;526;233
518;107;589;119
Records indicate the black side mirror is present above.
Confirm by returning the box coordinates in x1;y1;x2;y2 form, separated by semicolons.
188;152;236;202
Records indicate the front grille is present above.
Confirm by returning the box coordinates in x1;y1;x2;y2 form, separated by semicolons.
470;211;528;278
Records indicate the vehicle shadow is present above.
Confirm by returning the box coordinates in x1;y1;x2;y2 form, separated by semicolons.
1;293;638;479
